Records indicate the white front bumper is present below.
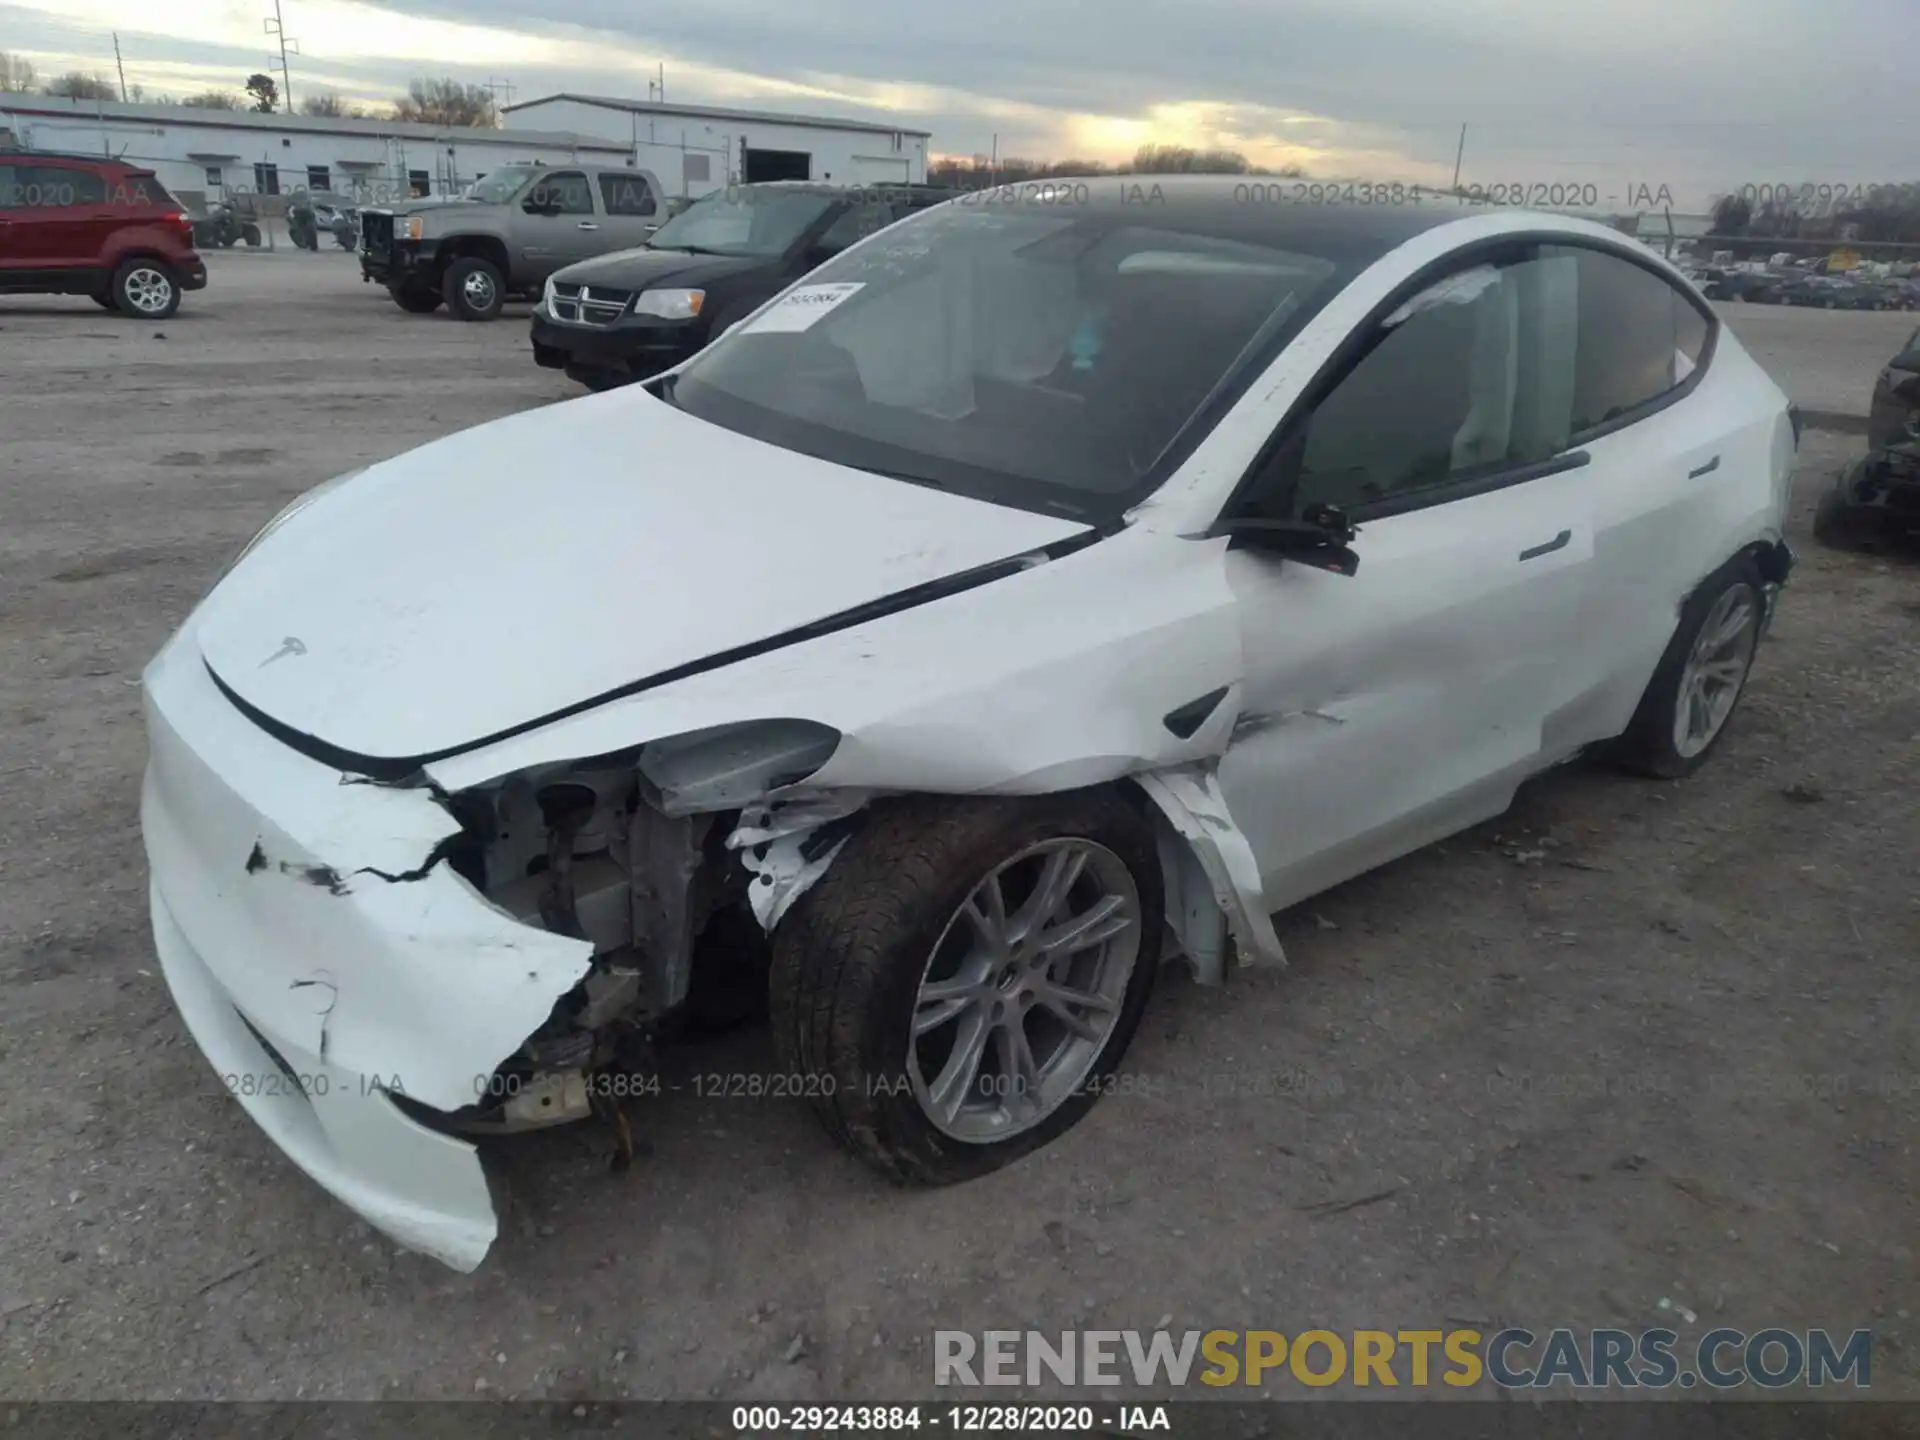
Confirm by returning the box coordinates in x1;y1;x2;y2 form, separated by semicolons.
139;621;593;1271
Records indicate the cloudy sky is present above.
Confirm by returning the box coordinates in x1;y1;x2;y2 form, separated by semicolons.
3;0;1913;206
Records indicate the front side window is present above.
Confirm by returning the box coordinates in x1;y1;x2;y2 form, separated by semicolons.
527;171;592;214
668;206;1343;520
1288;251;1580;516
599;172;656;216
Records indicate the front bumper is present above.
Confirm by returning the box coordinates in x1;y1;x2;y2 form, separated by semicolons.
139;622;592;1269
530;309;704;379
359;241;433;288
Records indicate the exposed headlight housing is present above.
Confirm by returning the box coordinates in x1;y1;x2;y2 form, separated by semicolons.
634;288;705;320
636;720;839;815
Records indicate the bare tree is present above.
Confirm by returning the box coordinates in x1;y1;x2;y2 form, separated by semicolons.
180;90;241;110
1129;143;1251;174
0;50;37;92
391;77;497;128
44;71;118;100
301;91;365;118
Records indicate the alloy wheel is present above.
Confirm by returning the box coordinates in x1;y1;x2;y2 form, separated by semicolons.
908;838;1141;1143
1672;586;1758;758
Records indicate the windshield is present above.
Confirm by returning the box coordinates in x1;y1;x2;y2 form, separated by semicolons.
466;167;540;204
647;187;840;257
666;205;1343;520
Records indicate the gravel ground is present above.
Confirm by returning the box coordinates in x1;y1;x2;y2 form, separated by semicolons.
0;254;1915;1403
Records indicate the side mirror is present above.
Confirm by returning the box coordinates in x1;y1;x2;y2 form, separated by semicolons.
1889;349;1920;374
1218;507;1361;577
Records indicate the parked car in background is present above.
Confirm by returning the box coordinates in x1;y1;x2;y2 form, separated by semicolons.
190;198;261;250
143;183;1795;1270
0;151;206;318
358;162;669;320
1698;267;1782;304
1814;327;1920;547
1777;276;1894;310
531;182;952;391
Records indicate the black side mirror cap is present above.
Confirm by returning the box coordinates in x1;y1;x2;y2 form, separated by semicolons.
1218;507;1361;577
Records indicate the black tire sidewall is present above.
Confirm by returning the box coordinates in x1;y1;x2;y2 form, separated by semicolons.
1616;553;1765;778
443;258;504;321
773;790;1163;1184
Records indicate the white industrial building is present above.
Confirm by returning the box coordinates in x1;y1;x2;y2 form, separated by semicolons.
0;93;932;216
0;95;634;212
502;94;931;190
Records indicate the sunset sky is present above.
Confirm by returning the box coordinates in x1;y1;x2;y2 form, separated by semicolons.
3;0;1913;206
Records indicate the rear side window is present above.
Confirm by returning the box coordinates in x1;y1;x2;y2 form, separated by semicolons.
598;172;656;216
1550;246;1711;434
0;164;106;208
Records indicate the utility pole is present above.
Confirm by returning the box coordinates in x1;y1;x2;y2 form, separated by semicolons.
1450;123;1466;192
264;0;297;113
112;32;128;102
648;63;665;103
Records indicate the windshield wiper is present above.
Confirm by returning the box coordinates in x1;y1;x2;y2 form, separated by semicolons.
647;242;730;255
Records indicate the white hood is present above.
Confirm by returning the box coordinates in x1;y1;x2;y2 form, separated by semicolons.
196;388;1088;763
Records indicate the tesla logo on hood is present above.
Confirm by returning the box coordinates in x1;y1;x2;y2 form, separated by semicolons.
260;637;307;667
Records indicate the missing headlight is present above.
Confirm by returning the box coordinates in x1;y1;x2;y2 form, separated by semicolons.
636;719;841;816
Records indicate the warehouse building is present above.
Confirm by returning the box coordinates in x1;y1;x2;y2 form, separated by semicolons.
0;95;637;213
0;93;934;218
502;94;931;191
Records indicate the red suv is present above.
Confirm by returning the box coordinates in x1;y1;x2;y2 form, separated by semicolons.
0;153;207;318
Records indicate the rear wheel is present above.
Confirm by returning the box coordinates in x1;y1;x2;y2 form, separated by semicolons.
443;256;505;321
1608;554;1764;779
241;224;261;247
388;283;444;314
111;259;180;319
770;790;1162;1186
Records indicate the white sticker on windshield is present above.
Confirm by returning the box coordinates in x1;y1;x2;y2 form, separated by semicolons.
740;282;865;333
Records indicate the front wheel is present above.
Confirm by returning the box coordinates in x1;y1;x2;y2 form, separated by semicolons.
443;256;505;321
111;258;180;319
770;790;1162;1186
1608;554;1765;779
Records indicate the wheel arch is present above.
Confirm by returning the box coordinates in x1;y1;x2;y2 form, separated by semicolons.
434;233;511;278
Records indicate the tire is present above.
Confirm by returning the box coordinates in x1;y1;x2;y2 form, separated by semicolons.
770;789;1163;1186
242;224;261;247
443;256;505;321
388;283;444;315
568;367;629;393
1608;553;1765;779
110;258;180;319
1812;467;1885;552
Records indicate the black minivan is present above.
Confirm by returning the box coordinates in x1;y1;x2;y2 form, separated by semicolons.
530;181;950;391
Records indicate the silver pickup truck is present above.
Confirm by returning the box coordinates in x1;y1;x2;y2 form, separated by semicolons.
359;162;672;321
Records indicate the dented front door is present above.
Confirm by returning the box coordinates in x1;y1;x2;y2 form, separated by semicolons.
1215;470;1593;916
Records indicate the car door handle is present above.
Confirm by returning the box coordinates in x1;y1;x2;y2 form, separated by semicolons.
576;222;599;230
1518;529;1572;562
1687;455;1721;478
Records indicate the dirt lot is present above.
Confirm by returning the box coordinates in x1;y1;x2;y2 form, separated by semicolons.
0;254;1915;1403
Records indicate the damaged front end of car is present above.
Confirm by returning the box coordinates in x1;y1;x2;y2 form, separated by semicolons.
411;721;873;1137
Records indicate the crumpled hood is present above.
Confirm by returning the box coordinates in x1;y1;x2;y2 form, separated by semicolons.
195;389;1088;766
553;247;763;289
